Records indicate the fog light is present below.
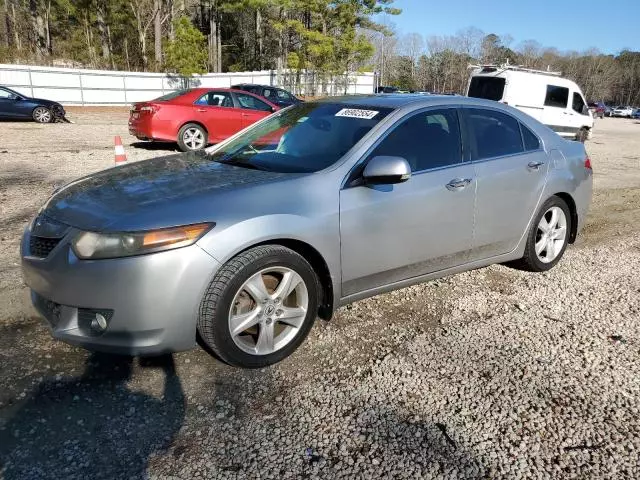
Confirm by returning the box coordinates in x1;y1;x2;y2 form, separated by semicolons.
91;313;108;333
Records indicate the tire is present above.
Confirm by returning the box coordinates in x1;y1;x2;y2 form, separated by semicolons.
576;128;588;143
198;245;320;368
177;123;208;151
511;196;572;272
32;106;52;123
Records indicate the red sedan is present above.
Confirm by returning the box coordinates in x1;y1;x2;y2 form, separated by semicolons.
128;88;279;151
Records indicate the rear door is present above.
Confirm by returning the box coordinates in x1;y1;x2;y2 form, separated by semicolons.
233;92;274;128
463;107;549;259
193;90;243;142
339;107;475;297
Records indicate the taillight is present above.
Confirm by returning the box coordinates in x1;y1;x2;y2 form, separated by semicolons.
140;105;158;114
584;156;592;171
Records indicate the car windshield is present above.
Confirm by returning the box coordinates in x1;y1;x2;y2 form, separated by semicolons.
207;102;393;173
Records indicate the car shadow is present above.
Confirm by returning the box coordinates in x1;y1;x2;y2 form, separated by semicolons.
131;141;180;152
0;351;185;480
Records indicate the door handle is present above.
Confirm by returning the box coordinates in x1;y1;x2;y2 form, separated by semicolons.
527;161;545;171
196;108;207;112
241;113;250;117
446;178;471;191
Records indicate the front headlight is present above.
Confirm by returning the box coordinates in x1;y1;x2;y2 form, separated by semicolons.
71;223;213;259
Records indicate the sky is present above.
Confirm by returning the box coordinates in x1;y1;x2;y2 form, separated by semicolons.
377;0;639;55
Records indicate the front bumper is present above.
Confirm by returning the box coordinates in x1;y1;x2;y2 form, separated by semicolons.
21;226;220;355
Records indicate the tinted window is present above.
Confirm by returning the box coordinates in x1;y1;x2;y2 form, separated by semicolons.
369;109;462;172
208;103;392;173
262;88;274;98
194;91;234;107
520;123;541;151
467;109;524;160
468;77;506;101
154;90;189;101
572;92;587;115
236;93;272;112
277;89;292;100
544;85;569;108
0;89;13;99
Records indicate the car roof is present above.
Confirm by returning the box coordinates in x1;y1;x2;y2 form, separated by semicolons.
312;94;510;110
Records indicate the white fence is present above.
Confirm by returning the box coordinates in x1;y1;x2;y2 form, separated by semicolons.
0;64;376;105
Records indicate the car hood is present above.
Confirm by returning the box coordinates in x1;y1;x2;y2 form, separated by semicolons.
27;97;62;106
42;151;300;231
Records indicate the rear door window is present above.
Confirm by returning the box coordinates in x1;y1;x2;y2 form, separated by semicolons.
468;77;506;101
544;85;569;108
194;91;234;107
466;108;524;160
520;123;541;151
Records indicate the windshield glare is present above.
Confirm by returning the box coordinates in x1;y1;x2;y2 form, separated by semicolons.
208;102;393;173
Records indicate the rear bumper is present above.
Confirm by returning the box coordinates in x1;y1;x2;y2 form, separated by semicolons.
21;227;220;355
128;115;177;142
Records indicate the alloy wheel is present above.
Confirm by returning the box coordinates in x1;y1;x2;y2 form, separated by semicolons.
535;206;567;263
33;107;52;123
228;267;308;355
182;127;205;150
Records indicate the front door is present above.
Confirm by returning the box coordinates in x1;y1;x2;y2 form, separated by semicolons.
0;88;25;118
193;90;243;143
462;107;549;259
340;108;475;297
234;92;274;128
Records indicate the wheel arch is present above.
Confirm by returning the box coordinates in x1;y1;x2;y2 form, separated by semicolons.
552;192;578;244
235;238;335;320
178;120;208;134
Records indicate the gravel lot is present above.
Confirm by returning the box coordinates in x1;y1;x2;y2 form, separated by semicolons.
1;111;639;479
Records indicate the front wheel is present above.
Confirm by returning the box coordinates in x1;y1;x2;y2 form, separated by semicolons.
511;196;572;272
32;106;52;123
177;123;208;151
198;245;319;368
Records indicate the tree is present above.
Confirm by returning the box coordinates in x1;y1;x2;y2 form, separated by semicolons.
164;16;207;85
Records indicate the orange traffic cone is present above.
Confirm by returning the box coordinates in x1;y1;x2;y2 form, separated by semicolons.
114;136;127;165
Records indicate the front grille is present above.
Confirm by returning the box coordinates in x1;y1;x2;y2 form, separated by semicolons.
29;236;62;258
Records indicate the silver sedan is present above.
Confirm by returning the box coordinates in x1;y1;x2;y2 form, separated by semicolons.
21;95;592;368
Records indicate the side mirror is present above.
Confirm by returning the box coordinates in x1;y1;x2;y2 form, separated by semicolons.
363;156;411;185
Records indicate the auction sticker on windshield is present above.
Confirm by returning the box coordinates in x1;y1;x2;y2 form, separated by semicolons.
335;108;379;119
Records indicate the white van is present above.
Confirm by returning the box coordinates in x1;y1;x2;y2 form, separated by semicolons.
467;65;594;142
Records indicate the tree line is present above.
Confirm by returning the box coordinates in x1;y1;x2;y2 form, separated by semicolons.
374;27;640;105
1;1;638;105
0;0;398;85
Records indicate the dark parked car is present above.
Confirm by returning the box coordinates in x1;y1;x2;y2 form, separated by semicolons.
633;108;640;119
376;86;399;94
588;102;605;119
0;85;66;122
231;84;300;108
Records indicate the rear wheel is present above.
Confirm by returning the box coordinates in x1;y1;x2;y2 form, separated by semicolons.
32;107;52;123
511;196;572;272
198;245;319;368
177;123;207;151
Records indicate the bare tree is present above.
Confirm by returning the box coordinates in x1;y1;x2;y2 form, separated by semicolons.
130;0;159;70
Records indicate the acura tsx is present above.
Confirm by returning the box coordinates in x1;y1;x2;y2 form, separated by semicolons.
22;95;592;368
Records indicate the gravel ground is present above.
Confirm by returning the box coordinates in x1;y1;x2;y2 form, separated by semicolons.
0;112;639;479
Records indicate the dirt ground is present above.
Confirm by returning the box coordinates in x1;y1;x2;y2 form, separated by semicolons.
0;111;639;478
